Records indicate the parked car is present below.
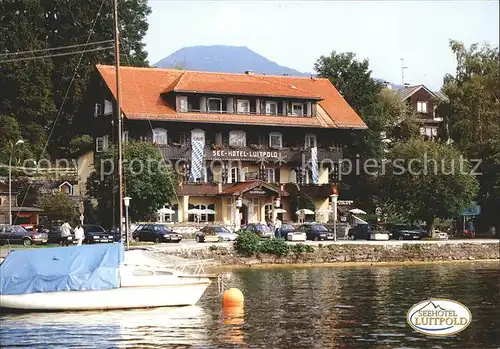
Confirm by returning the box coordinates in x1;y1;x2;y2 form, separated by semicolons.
389;224;422;240
132;224;182;243
83;224;115;244
348;224;390;241
195;226;238;243
278;224;306;241
297;223;334;241
0;224;48;246
241;223;273;238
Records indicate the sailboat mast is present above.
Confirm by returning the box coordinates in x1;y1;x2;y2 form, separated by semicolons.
113;0;124;238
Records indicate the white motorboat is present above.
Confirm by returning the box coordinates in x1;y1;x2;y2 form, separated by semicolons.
0;244;214;311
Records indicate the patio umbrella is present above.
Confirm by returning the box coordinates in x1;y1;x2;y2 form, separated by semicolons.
349;208;367;215
316;209;333;214
200;209;216;214
158;207;175;214
296;209;315;215
275;208;287;213
187;208;202;214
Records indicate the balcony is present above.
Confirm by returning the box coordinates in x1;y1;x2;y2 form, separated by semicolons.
158;145;342;163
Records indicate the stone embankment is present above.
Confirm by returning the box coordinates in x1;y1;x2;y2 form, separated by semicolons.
155;241;500;268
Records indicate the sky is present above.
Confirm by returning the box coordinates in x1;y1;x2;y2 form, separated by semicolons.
145;1;499;90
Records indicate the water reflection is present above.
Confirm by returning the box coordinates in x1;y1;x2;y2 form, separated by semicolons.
1;263;499;349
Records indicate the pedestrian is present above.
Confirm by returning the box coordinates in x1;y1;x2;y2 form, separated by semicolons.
74;224;85;246
60;220;73;246
275;218;282;238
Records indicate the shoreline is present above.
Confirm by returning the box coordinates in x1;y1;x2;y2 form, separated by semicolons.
212;258;500;270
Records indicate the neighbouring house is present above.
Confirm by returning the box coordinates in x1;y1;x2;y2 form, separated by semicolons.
80;65;367;226
396;84;449;140
0;181;42;226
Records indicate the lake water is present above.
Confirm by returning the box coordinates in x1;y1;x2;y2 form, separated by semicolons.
1;262;499;349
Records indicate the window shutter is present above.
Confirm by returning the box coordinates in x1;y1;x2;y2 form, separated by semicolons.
240;167;247;182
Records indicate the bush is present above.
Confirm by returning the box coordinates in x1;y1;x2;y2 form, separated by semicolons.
290;243;315;254
234;231;261;256
259;238;289;257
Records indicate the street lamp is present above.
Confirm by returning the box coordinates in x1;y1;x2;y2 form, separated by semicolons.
123;196;131;249
9;139;24;226
330;184;339;242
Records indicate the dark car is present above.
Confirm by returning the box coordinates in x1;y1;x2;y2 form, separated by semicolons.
277;223;295;240
389;224;422;240
241;223;272;238
348;224;372;240
195;226;221;243
0;224;48;246
83;224;115;244
132;224;182;243
297;223;334;241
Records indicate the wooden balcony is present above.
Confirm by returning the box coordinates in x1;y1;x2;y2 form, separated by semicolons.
158;145;341;163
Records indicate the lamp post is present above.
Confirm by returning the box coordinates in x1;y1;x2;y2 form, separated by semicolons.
330;184;339;242
9;140;24;226
123;196;131;249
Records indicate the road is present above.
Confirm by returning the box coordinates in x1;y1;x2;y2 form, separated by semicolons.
1;239;498;258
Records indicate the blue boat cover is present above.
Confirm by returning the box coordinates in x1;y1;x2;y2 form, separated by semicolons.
0;243;124;295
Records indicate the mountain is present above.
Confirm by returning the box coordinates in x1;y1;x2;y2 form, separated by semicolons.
154;45;309;76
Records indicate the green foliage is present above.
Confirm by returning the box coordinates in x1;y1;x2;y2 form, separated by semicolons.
0;0;151;158
208;245;219;251
290;243;315;254
37;192;79;224
69;134;93;157
441;40;500;232
380;139;479;232
286;183;316;221
86;141;177;227
259;238;289;256
234;231;262;256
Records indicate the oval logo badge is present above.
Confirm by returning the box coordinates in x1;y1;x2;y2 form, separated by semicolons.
407;299;472;336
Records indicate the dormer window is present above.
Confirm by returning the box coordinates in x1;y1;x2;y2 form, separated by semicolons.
417;101;428;113
237;99;250;113
229;130;246;147
292;103;304;116
208;98;222;113
177;96;188;112
265;101;278;115
153;128;168;145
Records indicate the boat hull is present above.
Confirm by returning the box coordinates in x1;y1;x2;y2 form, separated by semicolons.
0;281;211;311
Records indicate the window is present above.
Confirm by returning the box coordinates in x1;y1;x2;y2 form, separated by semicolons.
305;134;317;148
263;204;273;221
132;269;154;277
95;135;109;152
230;167;240;183
179;132;189;146
292;103;304;116
94;103;102;117
269;132;282;149
153;128;168;145
265;101;278;115
208;98;222;112
237;99;250;113
229;130;246;147
122;131;129;143
178;96;188;112
417;101;428;113
267;168;275;183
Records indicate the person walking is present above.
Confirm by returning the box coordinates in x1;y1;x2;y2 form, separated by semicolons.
74;224;85;246
275;218;282;238
60;220;73;246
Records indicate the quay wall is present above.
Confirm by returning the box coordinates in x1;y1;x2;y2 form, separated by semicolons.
155;241;500;267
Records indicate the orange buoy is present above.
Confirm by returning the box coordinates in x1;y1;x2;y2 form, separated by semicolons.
223;288;244;307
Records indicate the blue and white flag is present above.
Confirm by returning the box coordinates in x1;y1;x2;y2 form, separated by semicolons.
189;137;204;182
311;147;318;184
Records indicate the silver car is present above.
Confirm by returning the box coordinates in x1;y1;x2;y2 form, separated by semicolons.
243;223;273;238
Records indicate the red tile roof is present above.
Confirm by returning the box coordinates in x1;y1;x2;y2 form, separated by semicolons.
96;65;367;129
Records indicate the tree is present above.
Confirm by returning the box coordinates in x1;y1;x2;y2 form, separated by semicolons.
314;51;383;114
380;139;479;233
86;141;177;227
37;192;79;224
440;40;500;232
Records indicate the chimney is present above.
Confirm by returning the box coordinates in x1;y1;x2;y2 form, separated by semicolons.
218;182;222;193
245;70;255;75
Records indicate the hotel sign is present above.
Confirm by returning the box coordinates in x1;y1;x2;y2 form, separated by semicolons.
210;149;280;159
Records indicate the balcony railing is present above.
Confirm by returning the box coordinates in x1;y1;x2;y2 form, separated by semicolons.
157;145;341;163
